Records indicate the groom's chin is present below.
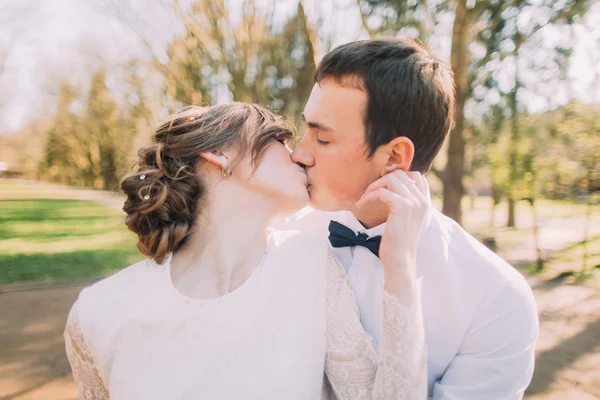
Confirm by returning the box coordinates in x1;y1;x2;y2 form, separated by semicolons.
307;195;343;213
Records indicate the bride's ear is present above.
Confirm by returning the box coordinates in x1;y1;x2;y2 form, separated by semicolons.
380;137;415;175
200;152;230;171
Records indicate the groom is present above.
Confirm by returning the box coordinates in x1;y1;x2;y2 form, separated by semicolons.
282;39;539;398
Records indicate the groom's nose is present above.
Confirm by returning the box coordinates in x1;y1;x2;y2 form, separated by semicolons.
291;136;315;168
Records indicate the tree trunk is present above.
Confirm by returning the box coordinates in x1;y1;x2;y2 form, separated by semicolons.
490;184;497;229
442;0;471;225
582;170;593;272
529;197;543;271
507;196;516;228
506;40;522;227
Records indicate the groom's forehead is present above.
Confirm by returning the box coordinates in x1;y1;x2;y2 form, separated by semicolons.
306;80;367;120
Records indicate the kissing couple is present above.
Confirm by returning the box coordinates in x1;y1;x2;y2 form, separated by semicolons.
65;38;538;399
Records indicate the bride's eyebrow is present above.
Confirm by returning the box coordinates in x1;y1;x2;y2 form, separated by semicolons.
301;113;334;132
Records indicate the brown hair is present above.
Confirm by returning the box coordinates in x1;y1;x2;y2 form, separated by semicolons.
120;103;294;264
315;38;455;172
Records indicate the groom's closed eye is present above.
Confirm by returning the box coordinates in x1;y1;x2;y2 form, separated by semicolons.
315;133;330;145
301;113;333;145
308;129;331;146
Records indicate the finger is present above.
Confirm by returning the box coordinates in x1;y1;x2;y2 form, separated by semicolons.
356;187;411;210
413;173;431;200
398;170;427;197
363;174;406;199
388;169;414;185
365;175;417;203
364;172;425;210
387;170;427;204
374;169;416;193
406;171;424;192
359;184;414;212
402;172;428;203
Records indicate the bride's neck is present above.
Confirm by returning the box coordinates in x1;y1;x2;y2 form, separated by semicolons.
170;182;275;299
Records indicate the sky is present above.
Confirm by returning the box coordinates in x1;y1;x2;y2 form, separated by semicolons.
0;0;598;134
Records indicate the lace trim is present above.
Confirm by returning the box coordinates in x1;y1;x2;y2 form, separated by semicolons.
326;249;377;398
325;248;427;400
64;300;110;400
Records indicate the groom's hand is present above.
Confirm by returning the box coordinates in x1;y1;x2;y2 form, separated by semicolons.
355;170;428;293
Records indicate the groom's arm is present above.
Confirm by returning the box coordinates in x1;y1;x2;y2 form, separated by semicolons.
432;278;538;399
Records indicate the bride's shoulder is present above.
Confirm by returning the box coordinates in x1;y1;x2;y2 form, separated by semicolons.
269;228;330;263
85;258;156;293
270;207;337;237
72;258;162;322
270;228;325;247
267;229;330;285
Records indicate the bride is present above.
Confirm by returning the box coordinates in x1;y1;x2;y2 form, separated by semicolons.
64;103;428;399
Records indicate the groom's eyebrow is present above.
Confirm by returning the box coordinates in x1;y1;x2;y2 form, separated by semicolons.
301;113;334;132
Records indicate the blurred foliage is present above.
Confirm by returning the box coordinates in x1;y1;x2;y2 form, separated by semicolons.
0;0;596;231
0;0;316;190
473;100;599;272
163;0;315;120
357;0;593;224
476;101;600;202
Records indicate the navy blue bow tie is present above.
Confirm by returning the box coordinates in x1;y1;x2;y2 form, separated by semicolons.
328;220;382;258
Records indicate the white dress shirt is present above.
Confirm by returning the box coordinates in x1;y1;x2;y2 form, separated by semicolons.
274;180;539;399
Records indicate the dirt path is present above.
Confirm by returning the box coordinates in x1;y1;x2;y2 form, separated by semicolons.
525;276;600;399
0;274;598;399
0;285;81;400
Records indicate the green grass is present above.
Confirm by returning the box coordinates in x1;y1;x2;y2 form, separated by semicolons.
543;236;600;280
0;199;143;285
1;178;596;285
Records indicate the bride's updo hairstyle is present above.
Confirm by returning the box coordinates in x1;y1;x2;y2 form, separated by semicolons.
120;103;295;264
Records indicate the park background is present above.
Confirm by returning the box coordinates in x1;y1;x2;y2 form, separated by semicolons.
0;0;598;398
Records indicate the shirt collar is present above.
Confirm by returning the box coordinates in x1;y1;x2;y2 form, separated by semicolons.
333;176;433;241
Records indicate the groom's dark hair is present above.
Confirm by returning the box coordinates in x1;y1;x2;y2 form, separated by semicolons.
314;38;455;172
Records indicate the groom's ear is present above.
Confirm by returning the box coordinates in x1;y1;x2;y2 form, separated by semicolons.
380;137;415;175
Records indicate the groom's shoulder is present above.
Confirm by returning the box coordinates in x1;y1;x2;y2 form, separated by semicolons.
426;209;527;285
426;210;538;360
426;209;537;326
268;228;331;276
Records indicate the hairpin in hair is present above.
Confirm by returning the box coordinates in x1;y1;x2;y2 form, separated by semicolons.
143;195;150;200
186;112;201;121
140;174;146;180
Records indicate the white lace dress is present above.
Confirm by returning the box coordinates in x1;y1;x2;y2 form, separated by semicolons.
65;230;426;399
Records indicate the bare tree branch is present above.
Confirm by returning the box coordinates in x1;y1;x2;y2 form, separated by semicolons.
356;0;377;38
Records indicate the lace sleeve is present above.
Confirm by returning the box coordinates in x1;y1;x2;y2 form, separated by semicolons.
373;290;428;399
324;248;427;400
64;299;109;400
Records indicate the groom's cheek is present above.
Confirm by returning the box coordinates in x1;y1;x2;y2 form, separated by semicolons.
320;173;366;205
331;162;368;200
